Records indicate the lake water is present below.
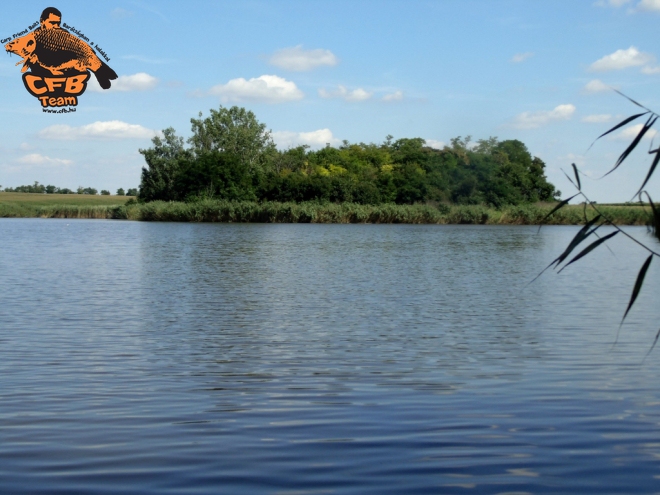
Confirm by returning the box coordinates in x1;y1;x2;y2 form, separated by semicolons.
2;219;660;494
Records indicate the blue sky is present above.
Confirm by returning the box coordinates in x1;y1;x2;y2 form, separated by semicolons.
2;0;660;202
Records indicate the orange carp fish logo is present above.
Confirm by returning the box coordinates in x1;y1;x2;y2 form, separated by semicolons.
4;7;117;112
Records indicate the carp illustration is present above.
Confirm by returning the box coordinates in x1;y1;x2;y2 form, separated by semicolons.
5;7;117;89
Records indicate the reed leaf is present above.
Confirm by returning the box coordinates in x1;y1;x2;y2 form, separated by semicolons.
528;215;603;285
604;115;658;177
572;163;581;191
538;193;579;231
645;328;660;360
621;254;653;325
562;169;579;191
588;111;649;150
644;192;658;223
558;231;619;272
555;216;603;266
613;89;651;111
634;150;660;199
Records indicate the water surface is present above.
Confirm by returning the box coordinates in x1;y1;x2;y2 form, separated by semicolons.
1;220;660;494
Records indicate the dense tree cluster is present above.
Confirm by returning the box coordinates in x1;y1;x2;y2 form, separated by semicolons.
139;106;560;206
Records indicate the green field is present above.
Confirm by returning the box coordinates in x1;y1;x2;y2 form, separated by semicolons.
0;193;655;225
0;192;131;206
0;192;132;219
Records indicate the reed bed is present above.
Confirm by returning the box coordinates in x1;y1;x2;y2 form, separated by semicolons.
0;199;654;225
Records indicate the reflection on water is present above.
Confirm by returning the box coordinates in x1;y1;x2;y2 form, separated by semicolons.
1;220;660;494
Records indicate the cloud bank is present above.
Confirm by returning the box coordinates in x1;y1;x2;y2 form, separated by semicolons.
272;129;340;149
511;104;576;129
583;79;615;93
582;114;613;123
610;123;658;140
16;153;72;166
382;90;404;102
38;121;159;140
425;139;446;149
318;85;372;102
88;72;159;92
209;75;304;103
593;0;660;9
637;0;660;10
269;45;338;71
589;47;655;72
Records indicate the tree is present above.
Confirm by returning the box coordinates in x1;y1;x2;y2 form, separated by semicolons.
139;127;189;202
126;188;138;196
188;106;276;175
174;151;257;201
116;188;125;196
100;190;110;195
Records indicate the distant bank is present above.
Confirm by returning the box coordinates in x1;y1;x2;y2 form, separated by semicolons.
0;193;653;225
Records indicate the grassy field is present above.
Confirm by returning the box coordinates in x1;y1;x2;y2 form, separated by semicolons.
0;193;655;225
0;192;132;206
0;192;131;219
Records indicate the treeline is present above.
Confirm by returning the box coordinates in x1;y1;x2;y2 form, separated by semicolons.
2;182;137;196
139;106;560;206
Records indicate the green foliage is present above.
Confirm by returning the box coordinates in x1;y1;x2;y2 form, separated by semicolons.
100;190;110;196
188;106;275;175
116;188;125;196
139;127;189;202
175;151;258;202
4;181;47;193
138;106;559;207
3;183;96;195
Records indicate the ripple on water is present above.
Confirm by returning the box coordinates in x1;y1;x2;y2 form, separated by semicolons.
1;221;660;494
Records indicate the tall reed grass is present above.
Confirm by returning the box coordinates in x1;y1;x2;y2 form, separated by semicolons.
0;200;654;225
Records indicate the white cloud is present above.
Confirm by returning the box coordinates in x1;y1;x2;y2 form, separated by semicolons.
593;0;631;7
16;153;72;166
511;104;576;129
425;139;446;149
637;0;660;11
318;85;373;102
511;52;534;63
113;72;158;91
583;79;615;93
589;46;654;71
111;8;134;19
596;0;660;12
209;75;304;103
582;114;613;123
641;64;660;73
610;123;658;140
87;72;158;92
272;129;340;149
382;90;404;101
269;45;338;71
38;121;159;140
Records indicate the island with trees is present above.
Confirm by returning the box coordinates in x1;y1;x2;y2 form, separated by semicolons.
0;105;654;224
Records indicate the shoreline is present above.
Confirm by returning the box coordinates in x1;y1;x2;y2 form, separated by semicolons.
0;198;654;225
